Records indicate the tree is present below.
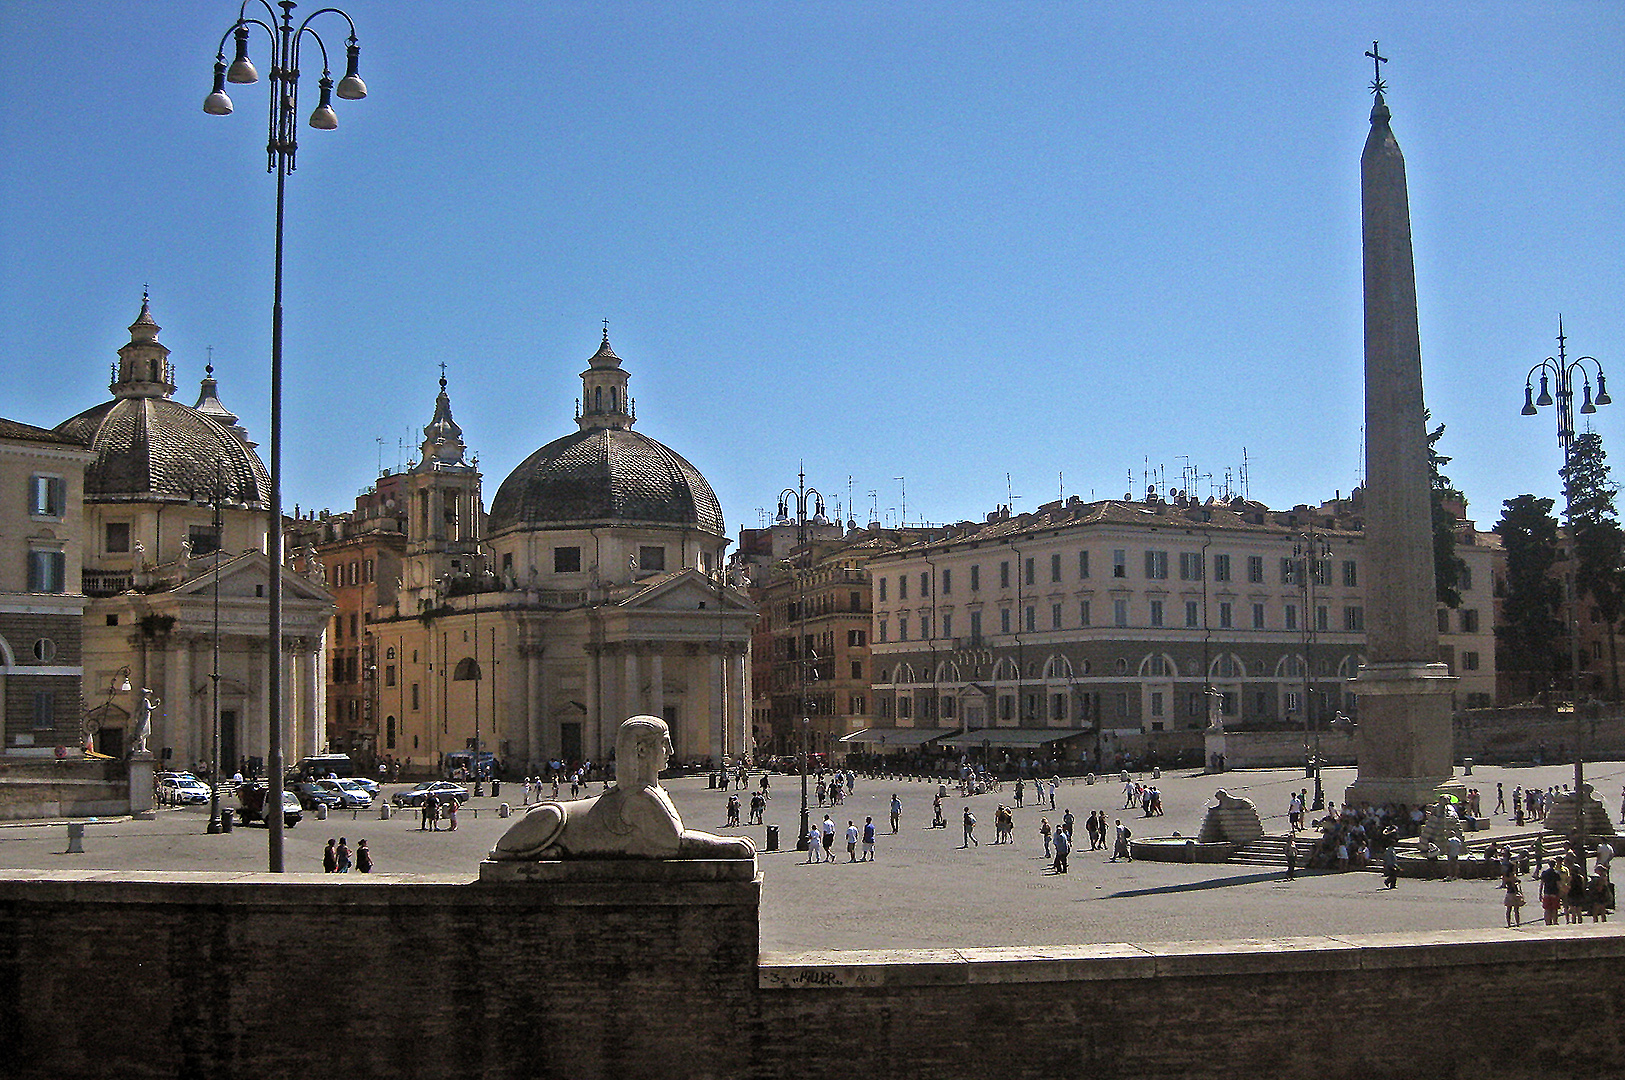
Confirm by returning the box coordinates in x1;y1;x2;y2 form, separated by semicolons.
1563;431;1625;700
1494;495;1562;701
1427;417;1469;607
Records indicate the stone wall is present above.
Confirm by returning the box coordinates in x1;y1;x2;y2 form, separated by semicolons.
0;869;1620;1079
1214;726;1357;769
0;758;126;820
1457;706;1625;764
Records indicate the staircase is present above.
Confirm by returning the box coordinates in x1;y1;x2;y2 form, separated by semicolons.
1229;834;1315;868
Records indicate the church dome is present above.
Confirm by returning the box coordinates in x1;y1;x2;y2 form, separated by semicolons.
488;427;723;536
53;298;270;508
486;330;724;536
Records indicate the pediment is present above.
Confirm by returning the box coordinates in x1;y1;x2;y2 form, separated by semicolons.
168;551;333;603
618;568;754;612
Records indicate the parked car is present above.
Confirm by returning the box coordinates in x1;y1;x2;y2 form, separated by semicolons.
288;781;344;810
391;781;469;808
314;778;371;808
159;777;211;805
235;785;303;828
346;776;380;797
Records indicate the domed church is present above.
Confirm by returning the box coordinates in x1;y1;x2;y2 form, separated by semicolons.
60;298;333;769
364;330;754;774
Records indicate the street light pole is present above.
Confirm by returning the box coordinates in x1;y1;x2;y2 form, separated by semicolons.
1294;530;1330;810
778;469;826;852
1522;320;1610;877
204;0;368;871
206;464;225;833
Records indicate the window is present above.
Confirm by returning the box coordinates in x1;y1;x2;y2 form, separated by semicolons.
1219;602;1233;629
1463;651;1480;671
847;629;867;647
189;523;221;557
386;716;397;749
878;620;889;643
1000;608;1012;634
1113;599;1128;627
365;558;374;583
969;611;981;639
1113;549;1127;578
33;638;55;662
1079;600;1091;626
554;546;581;573
1344;606;1364;632
1185;600;1200;628
1461;565;1473;591
1315;606;1328;632
27;548;65;593
1437;609;1450;633
941;569;952;595
899;575;908;600
970;565;980;591
33;690;55;731
411;683;420;710
1150;692;1165;718
1284;691;1300;714
1149;599;1164;627
851;660;863;680
920;615;932;639
638;546;665;572
1460;609;1480;633
29;475;65;518
1247;555;1264;583
1024;558;1035;586
1280;557;1298;585
920;571;929;596
1213;553;1231;582
1051;553;1062;582
385;664;396;687
1252;603;1265;629
942;614;953;638
898;616;909;641
1145;550;1169;579
898;696;911;719
999;695;1014;722
1285;604;1298;631
1024;606;1035;632
879;578;888;602
1342;560;1358;587
1079;550;1090;578
1051;603;1062;629
1051;693;1067;721
1312;558;1331;587
105;522;131;553
1179;552;1202;581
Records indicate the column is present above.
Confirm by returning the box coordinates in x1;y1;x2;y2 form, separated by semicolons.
623;649;640;723
524;643;541;769
648;652;664;725
164;637;191;769
302;639;321;757
709;646;725;764
584;643;601;762
732;647;750;761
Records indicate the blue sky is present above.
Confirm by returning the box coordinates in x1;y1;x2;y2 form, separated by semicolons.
2;3;1621;536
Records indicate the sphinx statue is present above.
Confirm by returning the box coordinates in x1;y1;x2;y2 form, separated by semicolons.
490;716;755;861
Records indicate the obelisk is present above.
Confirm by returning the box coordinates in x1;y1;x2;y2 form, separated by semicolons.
1344;45;1465;808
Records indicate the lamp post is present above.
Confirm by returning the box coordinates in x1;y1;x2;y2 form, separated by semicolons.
1521;320;1610;876
205;463;225;833
1293;529;1330;810
84;666;133;755
203;0;367;872
778;469;827;851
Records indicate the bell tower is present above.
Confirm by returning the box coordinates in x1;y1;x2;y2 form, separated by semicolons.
575;324;635;433
401;368;484;608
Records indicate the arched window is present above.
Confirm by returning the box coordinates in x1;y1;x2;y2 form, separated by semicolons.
610;387;618;411
386;716;397;750
453;657;481;680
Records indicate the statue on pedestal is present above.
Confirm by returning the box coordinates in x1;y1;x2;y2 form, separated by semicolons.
131;689;159;757
490;716;754;861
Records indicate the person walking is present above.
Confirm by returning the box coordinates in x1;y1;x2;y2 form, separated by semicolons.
1040;817;1052;859
1285;834;1298;880
962;807;978;847
1504;869;1526;926
1494;782;1506;814
862;817;876;862
806;823;822;863
846;820;859;862
422;791;436;831
890;794;902;834
821;815;836;864
323;838;338;873
1052;821;1071;874
446;798;458;832
336;837;353;873
356;838;373;873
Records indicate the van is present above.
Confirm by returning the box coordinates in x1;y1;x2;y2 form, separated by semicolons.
295;753;354;780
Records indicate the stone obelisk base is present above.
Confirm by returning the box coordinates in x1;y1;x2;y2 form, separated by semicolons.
1344;662;1466;808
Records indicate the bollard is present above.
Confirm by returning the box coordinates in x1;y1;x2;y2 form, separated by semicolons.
66;822;86;854
499;803;511;818
379;802;391;820
316;802;328;821
220;808;233;832
1463;757;1474;776
491;780;501;798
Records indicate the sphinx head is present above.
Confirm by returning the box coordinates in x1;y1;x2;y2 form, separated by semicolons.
616;716;673;790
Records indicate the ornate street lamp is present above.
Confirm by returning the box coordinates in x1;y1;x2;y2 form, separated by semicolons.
778;468;827;851
84;666;133;755
203;0;368;871
1521;320;1609;877
1292;530;1331;810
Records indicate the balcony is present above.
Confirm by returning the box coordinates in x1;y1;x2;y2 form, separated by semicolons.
82;570;132;597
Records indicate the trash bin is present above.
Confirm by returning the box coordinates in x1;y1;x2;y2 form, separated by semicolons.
1463;757;1474;775
766;824;779;852
379;802;391;820
491;780;501;798
499;803;511;818
220;808;233;833
708;773;718;789
316;802;328;821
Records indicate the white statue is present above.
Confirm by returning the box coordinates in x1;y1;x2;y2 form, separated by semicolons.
132;539;147;568
490;716;755;861
131;689;159;756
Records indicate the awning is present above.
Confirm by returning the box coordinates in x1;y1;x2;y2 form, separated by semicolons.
934;728;1092;749
836;727;949;748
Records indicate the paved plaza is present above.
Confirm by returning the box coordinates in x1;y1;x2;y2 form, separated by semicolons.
4;760;1621;952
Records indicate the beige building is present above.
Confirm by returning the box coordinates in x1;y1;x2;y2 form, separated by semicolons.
53;299;332;771
0;418;94;755
365;333;754;776
865;491;1497;770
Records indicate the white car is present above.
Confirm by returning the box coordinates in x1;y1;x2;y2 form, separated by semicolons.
315;778;373;808
159;777;211;805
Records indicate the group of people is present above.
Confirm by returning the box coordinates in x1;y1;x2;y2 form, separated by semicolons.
419;791;457;831
722;791;771;827
1038;810;1132;872
321;836;372;873
806;814;877;863
1530;847;1614;926
1010;776;1060;810
815;769;858;807
1122;778;1163;817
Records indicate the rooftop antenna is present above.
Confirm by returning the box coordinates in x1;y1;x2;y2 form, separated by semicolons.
375;436;384;478
868;490;879;525
894;476;906;526
1059;471;1064;501
1241;447;1251;501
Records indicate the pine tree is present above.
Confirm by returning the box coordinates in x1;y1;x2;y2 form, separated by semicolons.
1427;417;1468;608
1563;431;1625;700
1495;495;1562;701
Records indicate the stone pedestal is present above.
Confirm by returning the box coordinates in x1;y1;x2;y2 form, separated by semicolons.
1203;720;1227;774
1544;786;1616;840
1344;663;1465;808
1197;790;1263;844
127;752;155;820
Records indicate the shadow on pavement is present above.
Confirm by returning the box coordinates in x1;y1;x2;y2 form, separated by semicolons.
1088;869;1293;899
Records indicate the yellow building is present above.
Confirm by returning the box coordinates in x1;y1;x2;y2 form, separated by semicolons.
369;332;753;776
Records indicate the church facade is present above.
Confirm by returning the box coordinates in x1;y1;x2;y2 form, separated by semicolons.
358;332;754;777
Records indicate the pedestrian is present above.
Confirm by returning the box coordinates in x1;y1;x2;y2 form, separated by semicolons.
1062;808;1074;840
1446;833;1462;880
1540;861;1562;924
446;798;458;831
1048;776;1059;810
356;838;373;873
806;823;821;863
1052;821;1071;874
423;791;437;831
862;816;876;862
821;815;836;863
890;794;902;834
1285;834;1298;880
1112;819;1132;862
846;820;859;861
1495;782;1506;814
932;794;946;828
1040;817;1052;858
963;807;978;847
1504;870;1525;926
323;838;337;873
336;837;353;873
